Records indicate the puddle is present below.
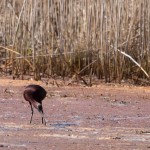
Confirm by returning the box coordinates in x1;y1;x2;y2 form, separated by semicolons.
111;116;150;121
0;143;26;148
39;133;88;139
111;101;128;106
123;136;147;142
49;122;77;128
0;125;21;131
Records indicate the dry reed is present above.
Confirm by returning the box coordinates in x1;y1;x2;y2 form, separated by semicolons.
0;0;150;84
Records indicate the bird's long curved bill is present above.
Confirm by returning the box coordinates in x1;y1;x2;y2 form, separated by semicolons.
40;111;46;125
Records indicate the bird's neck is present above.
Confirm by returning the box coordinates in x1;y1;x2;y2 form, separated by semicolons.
31;100;41;109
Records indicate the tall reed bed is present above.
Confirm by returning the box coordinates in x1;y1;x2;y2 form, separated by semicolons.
0;0;150;83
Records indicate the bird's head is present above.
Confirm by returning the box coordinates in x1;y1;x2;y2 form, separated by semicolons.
37;104;43;114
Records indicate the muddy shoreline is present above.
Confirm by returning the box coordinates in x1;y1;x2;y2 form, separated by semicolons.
0;79;150;149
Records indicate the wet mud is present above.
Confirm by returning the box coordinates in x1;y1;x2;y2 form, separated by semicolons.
0;79;150;149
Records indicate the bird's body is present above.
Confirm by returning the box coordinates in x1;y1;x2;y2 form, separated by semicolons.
23;84;47;125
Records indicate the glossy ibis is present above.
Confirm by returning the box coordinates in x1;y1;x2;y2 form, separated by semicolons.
23;84;47;125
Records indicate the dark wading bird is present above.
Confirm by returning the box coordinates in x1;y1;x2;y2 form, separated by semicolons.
23;84;47;125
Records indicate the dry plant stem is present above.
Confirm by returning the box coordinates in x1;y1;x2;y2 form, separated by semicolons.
0;45;33;70
114;46;149;79
12;0;27;47
8;0;26;78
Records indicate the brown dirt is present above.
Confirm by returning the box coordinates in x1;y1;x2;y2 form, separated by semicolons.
0;79;150;150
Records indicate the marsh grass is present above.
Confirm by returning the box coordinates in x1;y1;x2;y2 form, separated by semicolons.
0;0;150;84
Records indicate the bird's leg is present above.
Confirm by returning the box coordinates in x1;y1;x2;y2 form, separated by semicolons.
29;102;34;124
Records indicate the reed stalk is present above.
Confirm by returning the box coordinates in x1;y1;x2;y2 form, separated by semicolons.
0;0;149;84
